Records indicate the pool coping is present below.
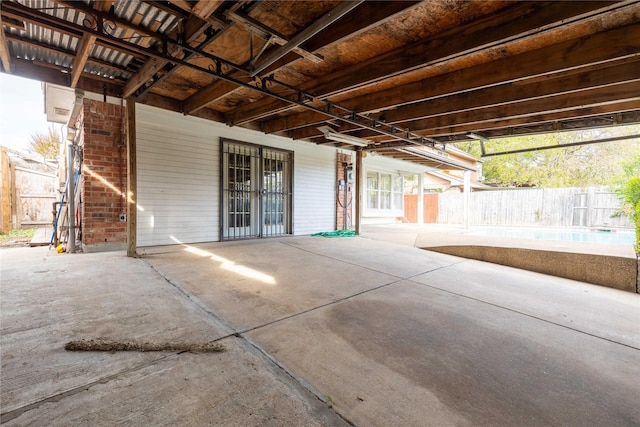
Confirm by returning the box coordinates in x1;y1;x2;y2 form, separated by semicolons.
414;231;637;293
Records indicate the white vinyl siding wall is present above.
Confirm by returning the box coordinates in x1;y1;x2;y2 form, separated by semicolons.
136;104;335;246
292;145;335;235
136;107;219;246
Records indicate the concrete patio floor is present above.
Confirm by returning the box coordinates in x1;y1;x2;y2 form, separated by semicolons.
1;234;639;426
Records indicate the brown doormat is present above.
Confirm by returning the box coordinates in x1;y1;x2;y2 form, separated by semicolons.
65;339;225;353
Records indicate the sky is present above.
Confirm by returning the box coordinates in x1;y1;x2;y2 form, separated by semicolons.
0;73;54;153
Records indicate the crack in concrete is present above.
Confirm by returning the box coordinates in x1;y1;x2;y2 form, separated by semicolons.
141;258;237;336
240;334;357;427
1;257;237;424
131;241;463;427
143;254;359;426
0;354;175;424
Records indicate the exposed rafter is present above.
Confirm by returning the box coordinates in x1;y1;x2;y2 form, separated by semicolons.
226;0;631;126
368;101;640;150
0;15;12;73
0;0;638;160
272;57;640;139
167;0;226;27
191;0;225;21
182;0;419;115
284;22;640;142
70;34;96;87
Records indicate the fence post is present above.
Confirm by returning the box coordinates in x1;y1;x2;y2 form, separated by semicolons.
463;170;471;228
0;147;11;234
10;161;16;229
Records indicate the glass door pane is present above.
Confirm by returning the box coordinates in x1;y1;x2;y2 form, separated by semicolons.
222;143;260;240
262;148;292;237
222;141;292;240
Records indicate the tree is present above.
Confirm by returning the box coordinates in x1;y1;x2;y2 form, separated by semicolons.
456;126;640;188
618;177;640;251
28;125;61;160
614;151;640;253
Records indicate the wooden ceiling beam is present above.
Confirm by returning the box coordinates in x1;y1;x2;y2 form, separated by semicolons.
290;85;640;143
226;1;631;125
192;0;225;20
2;17;25;32
395;82;640;136
0;15;12;73
283;22;640;140
374;101;640;144
0;7;82;38
11;57;123;96
70;34;96;87
29;58;126;85
145;1;190;19
167;0;194;15
123;57;168;98
263;59;640;134
358;22;640;116
167;0;226;28
93;1;114;13
353;85;640;145
182;0;420;115
383;62;640;126
140;92;225;123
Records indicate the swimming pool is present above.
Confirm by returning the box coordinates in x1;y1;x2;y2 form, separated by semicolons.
467;227;635;246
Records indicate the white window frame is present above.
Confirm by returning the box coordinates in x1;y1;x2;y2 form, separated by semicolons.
365;170;404;215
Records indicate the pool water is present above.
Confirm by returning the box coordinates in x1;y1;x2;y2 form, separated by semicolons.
468;227;635;246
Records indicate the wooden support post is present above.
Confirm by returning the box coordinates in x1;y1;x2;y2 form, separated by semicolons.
0;15;12;73
1;147;11;234
126;97;137;257
355;148;363;235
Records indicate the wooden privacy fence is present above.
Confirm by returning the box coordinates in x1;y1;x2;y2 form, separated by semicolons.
0;147;59;233
403;194;439;223
437;186;633;228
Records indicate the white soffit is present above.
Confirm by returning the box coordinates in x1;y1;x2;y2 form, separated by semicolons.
364;151;429;174
44;83;75;124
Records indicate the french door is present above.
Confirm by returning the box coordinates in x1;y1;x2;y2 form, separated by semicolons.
221;140;292;240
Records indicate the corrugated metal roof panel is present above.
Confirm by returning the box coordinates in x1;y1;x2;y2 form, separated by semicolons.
10;0;181;79
84;62;130;81
9;40;74;68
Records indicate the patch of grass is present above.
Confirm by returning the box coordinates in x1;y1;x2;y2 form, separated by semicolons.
0;228;36;241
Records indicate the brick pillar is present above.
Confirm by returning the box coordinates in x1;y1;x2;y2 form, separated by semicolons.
336;152;352;230
79;99;127;252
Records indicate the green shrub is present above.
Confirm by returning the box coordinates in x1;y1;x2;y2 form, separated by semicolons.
617;176;640;254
